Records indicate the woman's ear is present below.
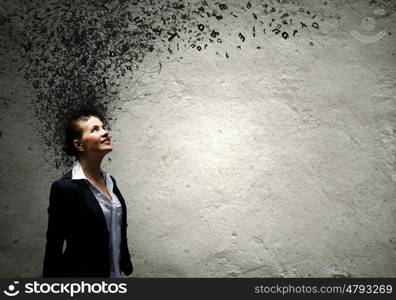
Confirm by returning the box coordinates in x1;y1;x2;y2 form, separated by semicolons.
73;139;84;153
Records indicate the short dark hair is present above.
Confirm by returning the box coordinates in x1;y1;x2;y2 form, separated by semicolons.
63;113;104;157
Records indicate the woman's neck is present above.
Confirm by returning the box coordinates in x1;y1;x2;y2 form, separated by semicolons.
78;156;104;182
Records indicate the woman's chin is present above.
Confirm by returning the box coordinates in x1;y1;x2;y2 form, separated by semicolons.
101;145;113;152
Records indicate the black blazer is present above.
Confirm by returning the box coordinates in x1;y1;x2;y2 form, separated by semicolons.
43;170;133;277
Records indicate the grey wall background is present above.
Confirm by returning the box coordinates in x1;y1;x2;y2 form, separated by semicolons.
0;0;395;277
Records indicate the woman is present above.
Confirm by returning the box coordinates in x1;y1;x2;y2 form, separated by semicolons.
43;113;133;277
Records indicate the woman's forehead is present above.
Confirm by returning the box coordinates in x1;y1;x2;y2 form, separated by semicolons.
80;116;103;128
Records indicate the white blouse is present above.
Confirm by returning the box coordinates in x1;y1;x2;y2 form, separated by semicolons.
71;160;123;278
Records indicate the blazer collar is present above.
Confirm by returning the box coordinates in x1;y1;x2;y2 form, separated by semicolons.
62;170;72;179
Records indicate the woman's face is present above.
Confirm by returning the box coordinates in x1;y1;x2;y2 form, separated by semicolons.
73;116;112;157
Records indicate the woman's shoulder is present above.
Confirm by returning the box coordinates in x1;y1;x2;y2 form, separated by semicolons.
50;171;79;192
51;179;79;192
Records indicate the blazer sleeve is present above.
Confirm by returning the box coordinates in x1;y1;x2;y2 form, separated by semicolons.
42;181;67;277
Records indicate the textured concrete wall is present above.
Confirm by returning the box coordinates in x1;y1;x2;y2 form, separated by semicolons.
0;0;395;277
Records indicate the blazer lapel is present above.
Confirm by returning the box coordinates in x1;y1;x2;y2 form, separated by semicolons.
72;177;108;231
80;181;107;225
62;169;112;231
111;179;127;227
112;184;125;206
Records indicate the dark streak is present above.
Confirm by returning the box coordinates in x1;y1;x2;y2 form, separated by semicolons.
12;0;325;169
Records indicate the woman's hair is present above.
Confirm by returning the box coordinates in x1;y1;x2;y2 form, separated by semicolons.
63;113;104;157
